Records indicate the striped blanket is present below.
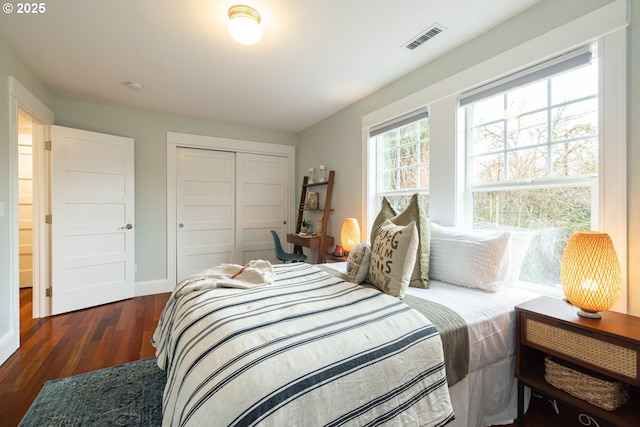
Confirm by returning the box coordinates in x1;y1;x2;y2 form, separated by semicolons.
153;263;454;427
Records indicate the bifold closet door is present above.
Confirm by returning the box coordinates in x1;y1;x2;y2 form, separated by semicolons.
176;148;235;282
235;153;289;264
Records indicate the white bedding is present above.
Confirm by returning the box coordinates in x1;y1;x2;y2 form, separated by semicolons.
153;263;455;427
325;262;538;427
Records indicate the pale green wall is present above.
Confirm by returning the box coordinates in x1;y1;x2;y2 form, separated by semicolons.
297;0;640;314
55;100;297;282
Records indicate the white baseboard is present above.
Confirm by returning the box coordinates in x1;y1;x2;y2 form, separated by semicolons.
135;278;172;296
0;328;19;367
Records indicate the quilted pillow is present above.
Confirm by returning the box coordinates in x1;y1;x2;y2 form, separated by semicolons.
345;242;371;284
369;194;429;288
368;219;419;299
429;223;510;291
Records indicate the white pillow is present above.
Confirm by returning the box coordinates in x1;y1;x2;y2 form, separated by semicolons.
429;223;510;291
368;220;419;299
345;242;371;284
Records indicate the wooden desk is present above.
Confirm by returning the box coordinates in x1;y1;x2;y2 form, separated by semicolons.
286;234;334;263
323;254;348;263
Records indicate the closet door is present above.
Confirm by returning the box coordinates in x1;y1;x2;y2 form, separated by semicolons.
176;148;235;281
236;153;289;264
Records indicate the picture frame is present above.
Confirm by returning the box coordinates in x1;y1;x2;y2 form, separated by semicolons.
307;191;319;210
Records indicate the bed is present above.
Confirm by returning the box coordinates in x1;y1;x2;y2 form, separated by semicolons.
153;259;537;427
153;196;539;426
153;261;456;427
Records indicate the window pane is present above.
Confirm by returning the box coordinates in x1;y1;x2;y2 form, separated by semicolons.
507;146;548;180
551;99;598;141
399;144;417;167
507;110;548;149
382;148;397;169
381;131;398;149
506;80;548;117
471;95;504;125
551;62;597;104
473;186;592;285
399;167;417;189
473;122;504;154
551;139;598;176
380;170;398;191
472;153;504;184
400;123;420;143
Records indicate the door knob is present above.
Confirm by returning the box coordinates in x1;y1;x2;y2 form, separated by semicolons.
119;223;133;230
179;223;184;228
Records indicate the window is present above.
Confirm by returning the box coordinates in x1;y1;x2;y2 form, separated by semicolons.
369;110;429;212
460;46;598;288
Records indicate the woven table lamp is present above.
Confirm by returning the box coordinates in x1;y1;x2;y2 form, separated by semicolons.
560;231;622;319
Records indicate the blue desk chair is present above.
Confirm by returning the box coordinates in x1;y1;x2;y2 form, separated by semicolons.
271;230;307;263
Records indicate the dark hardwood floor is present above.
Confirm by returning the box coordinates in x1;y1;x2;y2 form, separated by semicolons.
0;288;170;427
0;288;580;427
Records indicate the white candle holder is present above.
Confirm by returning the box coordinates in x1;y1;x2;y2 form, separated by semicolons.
319;165;326;182
308;168;315;184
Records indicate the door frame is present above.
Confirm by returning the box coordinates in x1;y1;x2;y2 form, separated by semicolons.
166;132;295;289
2;77;54;365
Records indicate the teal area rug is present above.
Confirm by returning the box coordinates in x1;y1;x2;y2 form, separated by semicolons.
20;357;166;426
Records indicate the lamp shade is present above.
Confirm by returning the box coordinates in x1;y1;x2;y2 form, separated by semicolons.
341;218;361;253
560;231;622;318
228;5;262;45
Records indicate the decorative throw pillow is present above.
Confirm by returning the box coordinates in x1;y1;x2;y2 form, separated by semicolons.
369;197;396;241
368;219;419;299
429;223;510;291
345;242;371;284
368;194;430;288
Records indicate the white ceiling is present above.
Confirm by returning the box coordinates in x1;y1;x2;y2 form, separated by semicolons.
0;0;540;133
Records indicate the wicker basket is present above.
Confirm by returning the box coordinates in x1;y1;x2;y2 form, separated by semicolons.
544;356;629;411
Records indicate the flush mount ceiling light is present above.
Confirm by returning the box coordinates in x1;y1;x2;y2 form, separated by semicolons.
228;4;262;45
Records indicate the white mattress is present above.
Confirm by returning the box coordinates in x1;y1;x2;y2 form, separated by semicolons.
323;262;538;426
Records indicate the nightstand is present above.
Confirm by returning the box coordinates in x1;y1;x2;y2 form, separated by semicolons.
323;254;348;263
515;296;640;427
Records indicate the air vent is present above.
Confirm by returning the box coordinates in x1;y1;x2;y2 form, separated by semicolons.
404;23;445;50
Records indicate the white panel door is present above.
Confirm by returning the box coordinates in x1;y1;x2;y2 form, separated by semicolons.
236;153;289;264
176;148;235;281
50;126;135;315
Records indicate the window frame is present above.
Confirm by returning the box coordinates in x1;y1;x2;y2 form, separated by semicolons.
370;110;430;212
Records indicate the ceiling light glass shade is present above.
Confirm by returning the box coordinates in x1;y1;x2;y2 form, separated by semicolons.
560;231;622;318
228;5;262;45
341;218;361;253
